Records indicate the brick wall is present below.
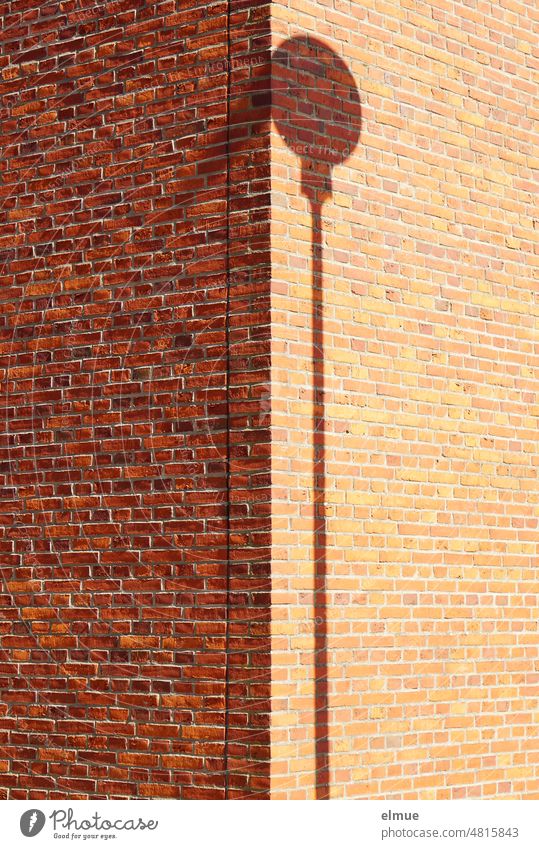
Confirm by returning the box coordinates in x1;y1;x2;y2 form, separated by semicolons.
270;0;539;798
1;0;538;802
0;0;271;799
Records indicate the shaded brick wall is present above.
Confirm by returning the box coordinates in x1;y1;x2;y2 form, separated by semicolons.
270;0;539;798
0;0;271;799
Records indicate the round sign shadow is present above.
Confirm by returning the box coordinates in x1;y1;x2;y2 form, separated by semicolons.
272;35;362;200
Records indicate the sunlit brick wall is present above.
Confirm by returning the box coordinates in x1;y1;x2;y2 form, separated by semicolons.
1;0;538;803
270;0;539;799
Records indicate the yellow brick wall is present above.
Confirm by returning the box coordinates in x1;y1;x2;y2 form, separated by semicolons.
270;0;539;798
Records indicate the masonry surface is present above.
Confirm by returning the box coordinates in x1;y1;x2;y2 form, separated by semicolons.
0;0;271;799
0;0;538;801
269;0;539;799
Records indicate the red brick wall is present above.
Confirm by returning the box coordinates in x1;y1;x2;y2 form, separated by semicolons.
0;0;270;799
270;0;539;798
1;0;538;802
